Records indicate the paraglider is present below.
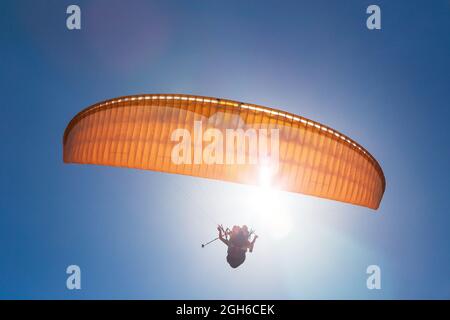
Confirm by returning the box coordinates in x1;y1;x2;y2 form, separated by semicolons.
63;93;385;209
63;93;386;268
200;225;259;268
219;225;258;269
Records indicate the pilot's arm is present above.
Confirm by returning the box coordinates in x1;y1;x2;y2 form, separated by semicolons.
218;226;229;246
248;235;258;253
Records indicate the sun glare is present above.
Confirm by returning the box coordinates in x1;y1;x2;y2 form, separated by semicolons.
250;186;293;239
245;165;294;239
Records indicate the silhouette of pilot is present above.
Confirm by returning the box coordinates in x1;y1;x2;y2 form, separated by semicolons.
218;225;258;268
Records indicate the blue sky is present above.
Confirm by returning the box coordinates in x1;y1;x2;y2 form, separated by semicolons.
0;0;449;299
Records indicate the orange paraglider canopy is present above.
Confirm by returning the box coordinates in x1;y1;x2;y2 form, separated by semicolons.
63;94;385;209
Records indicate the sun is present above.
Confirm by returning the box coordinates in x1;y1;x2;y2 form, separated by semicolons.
250;186;293;239
245;165;293;239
